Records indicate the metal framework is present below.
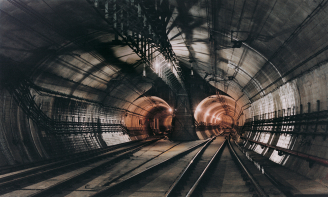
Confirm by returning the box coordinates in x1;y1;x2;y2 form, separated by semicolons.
241;137;328;167
87;0;186;94
240;105;328;168
6;79;134;135
204;0;236;116
242;107;328;140
4;0;197;139
87;0;197;139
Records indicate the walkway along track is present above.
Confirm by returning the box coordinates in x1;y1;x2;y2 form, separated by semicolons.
0;139;159;196
90;135;272;197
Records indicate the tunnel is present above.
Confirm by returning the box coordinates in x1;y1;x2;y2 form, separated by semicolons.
1;0;328;196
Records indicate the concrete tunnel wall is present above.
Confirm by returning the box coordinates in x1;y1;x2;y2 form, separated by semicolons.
0;86;174;166
242;62;328;187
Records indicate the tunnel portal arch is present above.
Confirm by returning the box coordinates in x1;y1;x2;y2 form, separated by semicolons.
194;95;242;127
126;96;173;136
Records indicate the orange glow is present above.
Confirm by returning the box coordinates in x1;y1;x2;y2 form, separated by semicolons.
194;95;242;127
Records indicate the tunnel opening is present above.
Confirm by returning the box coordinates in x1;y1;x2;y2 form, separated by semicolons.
193;95;243;139
213;114;234;129
126;96;172;138
144;106;173;136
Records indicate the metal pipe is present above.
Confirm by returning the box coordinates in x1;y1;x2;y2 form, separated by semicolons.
244;130;328;136
242;137;328;166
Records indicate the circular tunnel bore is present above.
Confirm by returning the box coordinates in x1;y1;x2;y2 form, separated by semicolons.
126;96;173;137
213;114;234;128
194;95;243;138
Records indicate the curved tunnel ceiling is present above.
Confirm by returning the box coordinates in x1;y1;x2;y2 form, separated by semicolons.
167;0;328;107
195;95;241;125
125;96;172;131
1;1;328;193
127;96;172;117
1;0;328;130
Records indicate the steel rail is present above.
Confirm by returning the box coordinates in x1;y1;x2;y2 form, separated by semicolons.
91;138;212;197
228;137;268;197
185;139;226;197
100;141;182;187
0;140;157;195
28;142;154;197
233;141;295;196
0;141;141;182
0;140;141;175
235;140;277;186
165;136;216;197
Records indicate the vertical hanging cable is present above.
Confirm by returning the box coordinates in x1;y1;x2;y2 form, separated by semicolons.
105;0;109;19
121;9;124;32
143;63;146;77
113;0;118;40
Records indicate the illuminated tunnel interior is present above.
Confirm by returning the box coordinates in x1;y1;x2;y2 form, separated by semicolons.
1;0;328;195
125;96;173;136
194;95;241;127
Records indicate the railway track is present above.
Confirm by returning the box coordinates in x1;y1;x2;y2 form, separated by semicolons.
0;139;159;196
89;135;279;197
0;135;287;197
0;140;143;176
